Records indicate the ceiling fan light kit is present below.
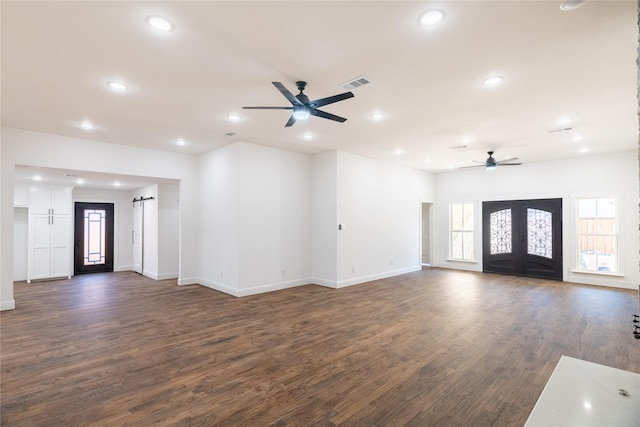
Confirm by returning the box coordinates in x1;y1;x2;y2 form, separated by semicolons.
243;81;354;127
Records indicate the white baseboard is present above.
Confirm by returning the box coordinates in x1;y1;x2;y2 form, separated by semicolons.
196;278;240;297
310;277;339;289
156;272;178;280
1;299;16;311
115;265;132;272
237;278;311;297
336;265;422;288
177;277;200;286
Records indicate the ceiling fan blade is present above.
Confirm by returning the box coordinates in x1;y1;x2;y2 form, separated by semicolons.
272;82;302;106
471;160;486;164
242;106;293;110
310;109;347;123
459;165;485;169
284;115;297;127
310;91;354;108
497;163;523;166
497;157;519;163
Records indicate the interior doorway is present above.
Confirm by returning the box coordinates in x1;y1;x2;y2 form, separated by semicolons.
421;203;432;266
74;202;114;275
482;198;562;280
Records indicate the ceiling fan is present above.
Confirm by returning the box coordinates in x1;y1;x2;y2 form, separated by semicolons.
462;151;522;170
243;81;354;127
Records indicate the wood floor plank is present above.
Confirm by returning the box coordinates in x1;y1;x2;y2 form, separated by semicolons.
1;269;638;426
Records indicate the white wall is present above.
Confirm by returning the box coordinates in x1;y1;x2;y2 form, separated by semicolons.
433;150;639;290
73;187;134;272
198;142;311;296
1;127;199;310
335;151;435;287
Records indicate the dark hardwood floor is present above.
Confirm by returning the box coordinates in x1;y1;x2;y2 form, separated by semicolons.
1;269;638;426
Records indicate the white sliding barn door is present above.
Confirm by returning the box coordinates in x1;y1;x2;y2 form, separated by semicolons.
132;201;143;274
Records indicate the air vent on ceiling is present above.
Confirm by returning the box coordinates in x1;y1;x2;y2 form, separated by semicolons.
340;76;370;90
548;127;573;133
449;145;468;150
223;132;237;137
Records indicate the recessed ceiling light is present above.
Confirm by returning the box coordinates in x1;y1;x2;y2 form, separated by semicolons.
560;0;589;11
579;147;589;154
176;138;186;146
393;148;404;155
370;112;385;121
79;121;94;130
557;118;572;126
418;9;445;26
33;175;42;182
227;114;241;122
302;132;313;141
107;81;128;92
113;181;121;187
423;158;432;163
146;15;174;32
76;178;85;185
572;135;583;142
482;75;503;86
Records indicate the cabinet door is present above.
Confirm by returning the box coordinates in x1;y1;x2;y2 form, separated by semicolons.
30;215;52;280
51;189;72;215
51;215;71;278
30;188;52;215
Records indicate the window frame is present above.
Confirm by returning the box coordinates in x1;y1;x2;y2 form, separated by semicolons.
448;201;476;262
574;196;620;275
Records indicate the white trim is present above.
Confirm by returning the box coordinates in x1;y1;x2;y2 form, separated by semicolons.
0;299;16;311
156;272;178;280
195;278;240;297
177;276;199;286
570;269;624;278
336;265;421;288
237;278;310;297
310;277;338;288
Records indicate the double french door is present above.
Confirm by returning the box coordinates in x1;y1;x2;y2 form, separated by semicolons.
482;198;562;280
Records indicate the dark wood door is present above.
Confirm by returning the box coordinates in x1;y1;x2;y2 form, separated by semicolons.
482;198;562;280
74;202;114;275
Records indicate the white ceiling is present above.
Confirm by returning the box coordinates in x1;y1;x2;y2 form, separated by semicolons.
2;1;637;181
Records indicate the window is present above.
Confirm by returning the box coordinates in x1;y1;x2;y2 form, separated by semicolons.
450;202;475;260
576;197;618;273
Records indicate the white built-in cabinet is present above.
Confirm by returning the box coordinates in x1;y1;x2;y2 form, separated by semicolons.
28;187;72;282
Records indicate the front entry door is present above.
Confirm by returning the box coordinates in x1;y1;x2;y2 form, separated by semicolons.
482;198;562;280
74;202;114;275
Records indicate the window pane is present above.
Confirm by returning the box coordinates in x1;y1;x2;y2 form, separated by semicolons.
451;232;463;259
595;235;617;272
578;235;597;271
462;231;474;259
578;199;597;218
527;208;553;259
490;209;512;255
596;198;616;218
451;204;463;230
462;203;474;230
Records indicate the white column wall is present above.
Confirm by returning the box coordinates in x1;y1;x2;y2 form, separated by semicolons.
0;127;199;310
197;143;241;295
433;150;639;289
237;142;311;295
